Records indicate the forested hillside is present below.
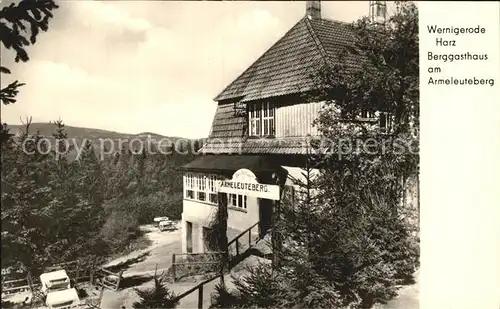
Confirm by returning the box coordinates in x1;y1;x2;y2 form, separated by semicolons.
0;0;205;275
1;120;201;273
7;122;202;160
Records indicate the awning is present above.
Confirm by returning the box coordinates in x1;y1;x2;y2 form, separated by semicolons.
179;155;322;189
179;155;283;174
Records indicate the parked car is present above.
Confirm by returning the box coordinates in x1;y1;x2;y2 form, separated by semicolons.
153;216;170;227
40;270;71;295
158;220;176;231
45;288;80;309
39;269;80;308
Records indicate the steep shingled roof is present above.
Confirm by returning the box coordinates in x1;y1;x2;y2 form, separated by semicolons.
201;16;363;155
213;16;359;103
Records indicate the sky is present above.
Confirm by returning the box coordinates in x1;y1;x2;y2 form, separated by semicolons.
1;1;397;138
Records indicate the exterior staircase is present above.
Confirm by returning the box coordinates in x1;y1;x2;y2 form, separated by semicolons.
227;221;278;269
170;222;274;308
246;232;272;260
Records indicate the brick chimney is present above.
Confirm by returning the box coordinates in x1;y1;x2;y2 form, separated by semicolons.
306;1;321;19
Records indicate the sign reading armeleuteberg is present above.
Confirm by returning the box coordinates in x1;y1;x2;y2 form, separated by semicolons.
219;180;280;200
218;168;280;200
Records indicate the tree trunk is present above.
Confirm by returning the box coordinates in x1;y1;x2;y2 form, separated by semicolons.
216;192;229;284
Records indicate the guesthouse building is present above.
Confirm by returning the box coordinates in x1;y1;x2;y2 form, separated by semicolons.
179;1;419;254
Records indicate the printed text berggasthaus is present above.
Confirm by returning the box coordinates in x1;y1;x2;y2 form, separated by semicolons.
426;25;494;87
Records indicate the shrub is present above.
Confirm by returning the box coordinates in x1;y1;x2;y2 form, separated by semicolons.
100;211;140;252
133;272;179;309
211;263;290;309
209;282;242;309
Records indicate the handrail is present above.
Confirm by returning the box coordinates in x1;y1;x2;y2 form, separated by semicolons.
170;273;223;309
173;261;220;266
172;273;222;301
227;222;259;246
173;251;224;257
170;221;262;308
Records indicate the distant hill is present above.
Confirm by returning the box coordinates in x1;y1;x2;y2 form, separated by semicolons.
6;123;187;140
5;122;205;159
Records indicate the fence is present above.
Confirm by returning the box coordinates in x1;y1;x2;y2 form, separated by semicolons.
3;221;264;308
93;267;124;291
37;260;124;290
170;222;262;308
1;276;32;297
2;261;124;303
171;252;223;282
42;261;124;291
45;261;95;287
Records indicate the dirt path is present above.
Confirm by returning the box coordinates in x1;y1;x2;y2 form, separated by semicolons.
104;224;181;273
100;223;182;308
98;229;268;309
98;226;419;309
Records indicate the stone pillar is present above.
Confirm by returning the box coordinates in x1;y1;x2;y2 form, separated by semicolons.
195;224;205;253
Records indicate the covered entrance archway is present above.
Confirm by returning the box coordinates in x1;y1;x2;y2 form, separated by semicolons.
218;167;280;240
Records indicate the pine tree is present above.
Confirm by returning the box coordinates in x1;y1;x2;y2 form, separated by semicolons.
303;2;419;307
43;121;79;264
1;0;60;270
1;118;54;271
0;0;59;105
211;3;419;309
134;147;147;196
133;271;179;309
0;122;14;145
76;140;106;236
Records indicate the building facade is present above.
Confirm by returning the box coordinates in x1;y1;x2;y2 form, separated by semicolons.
179;1;418;254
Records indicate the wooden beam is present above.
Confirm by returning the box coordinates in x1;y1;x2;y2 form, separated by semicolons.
172;254;176;282
197;285;203;309
217;192;228;287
